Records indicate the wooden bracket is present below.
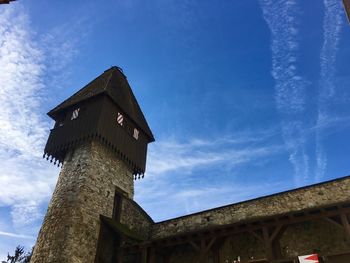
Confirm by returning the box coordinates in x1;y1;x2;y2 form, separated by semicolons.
340;212;350;243
323;217;343;230
249;230;264;242
262;225;284;261
190;237;217;262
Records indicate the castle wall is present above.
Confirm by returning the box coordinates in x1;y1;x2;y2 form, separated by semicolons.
120;197;153;239
151;177;350;239
279;220;349;258
31;140;134;263
158;220;349;263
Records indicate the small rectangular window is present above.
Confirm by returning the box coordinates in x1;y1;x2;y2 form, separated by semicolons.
71;108;80;120
133;128;139;140
117;112;124;126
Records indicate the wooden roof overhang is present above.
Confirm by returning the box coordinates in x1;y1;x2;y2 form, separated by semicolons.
344;0;350;23
48;67;154;142
123;201;350;257
0;0;15;4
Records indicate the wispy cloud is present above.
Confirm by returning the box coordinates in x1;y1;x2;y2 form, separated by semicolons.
137;133;283;220
0;6;52;228
315;0;343;181
260;0;309;186
0;10;47;158
0;5;82;232
146;133;281;176
0;231;34;240
137;162;288;221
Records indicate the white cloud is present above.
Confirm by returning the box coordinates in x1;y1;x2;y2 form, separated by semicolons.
315;0;343;181
136;134;283;221
0;5;80;231
260;0;310;186
0;231;34;240
146;134;281;176
0;9;47;158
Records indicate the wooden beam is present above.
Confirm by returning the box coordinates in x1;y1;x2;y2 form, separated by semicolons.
120;205;350;259
148;246;156;263
190;241;200;251
340;212;350;243
263;227;273;261
153;205;350;248
199;239;207;263
269;225;283;243
249;230;263;242
192;237;218;263
205;237;217;253
323;217;343;230
140;247;147;263
261;225;284;261
162;250;172;263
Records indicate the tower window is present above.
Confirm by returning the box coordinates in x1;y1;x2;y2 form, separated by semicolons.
117;112;124;126
71;108;80;120
133;128;139;140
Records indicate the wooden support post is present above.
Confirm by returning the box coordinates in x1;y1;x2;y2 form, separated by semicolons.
212;246;219;263
211;237;226;263
190;237;217;263
340;212;350;243
263;225;284;261
148;246;156;263
263;227;273;261
271;225;284;259
140;247;148;263
200;237;217;263
163;251;172;263
115;248;123;263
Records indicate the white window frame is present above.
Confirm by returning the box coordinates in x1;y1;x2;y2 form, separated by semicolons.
71;108;80;120
117;112;124;126
133;128;139;140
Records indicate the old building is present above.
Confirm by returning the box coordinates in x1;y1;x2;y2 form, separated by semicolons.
344;0;350;23
31;67;350;263
0;0;15;5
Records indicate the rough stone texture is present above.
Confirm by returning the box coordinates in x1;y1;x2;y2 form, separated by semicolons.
151;176;350;239
279;220;349;257
31;140;133;263
155;220;348;263
120;197;153;239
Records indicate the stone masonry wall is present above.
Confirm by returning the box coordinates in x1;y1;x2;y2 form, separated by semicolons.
159;219;349;263
151;176;350;239
120;197;153;239
279;219;349;257
31;140;134;263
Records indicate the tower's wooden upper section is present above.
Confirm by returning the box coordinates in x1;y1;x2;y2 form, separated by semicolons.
44;67;154;177
0;0;16;4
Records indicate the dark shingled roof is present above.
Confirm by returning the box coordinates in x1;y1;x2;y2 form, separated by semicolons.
48;67;154;141
0;0;16;4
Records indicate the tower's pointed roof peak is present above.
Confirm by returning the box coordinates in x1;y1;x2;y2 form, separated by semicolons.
48;66;154;141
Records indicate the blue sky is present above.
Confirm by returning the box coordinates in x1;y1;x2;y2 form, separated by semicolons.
0;0;349;259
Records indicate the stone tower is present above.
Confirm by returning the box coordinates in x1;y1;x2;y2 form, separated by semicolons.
31;67;154;263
